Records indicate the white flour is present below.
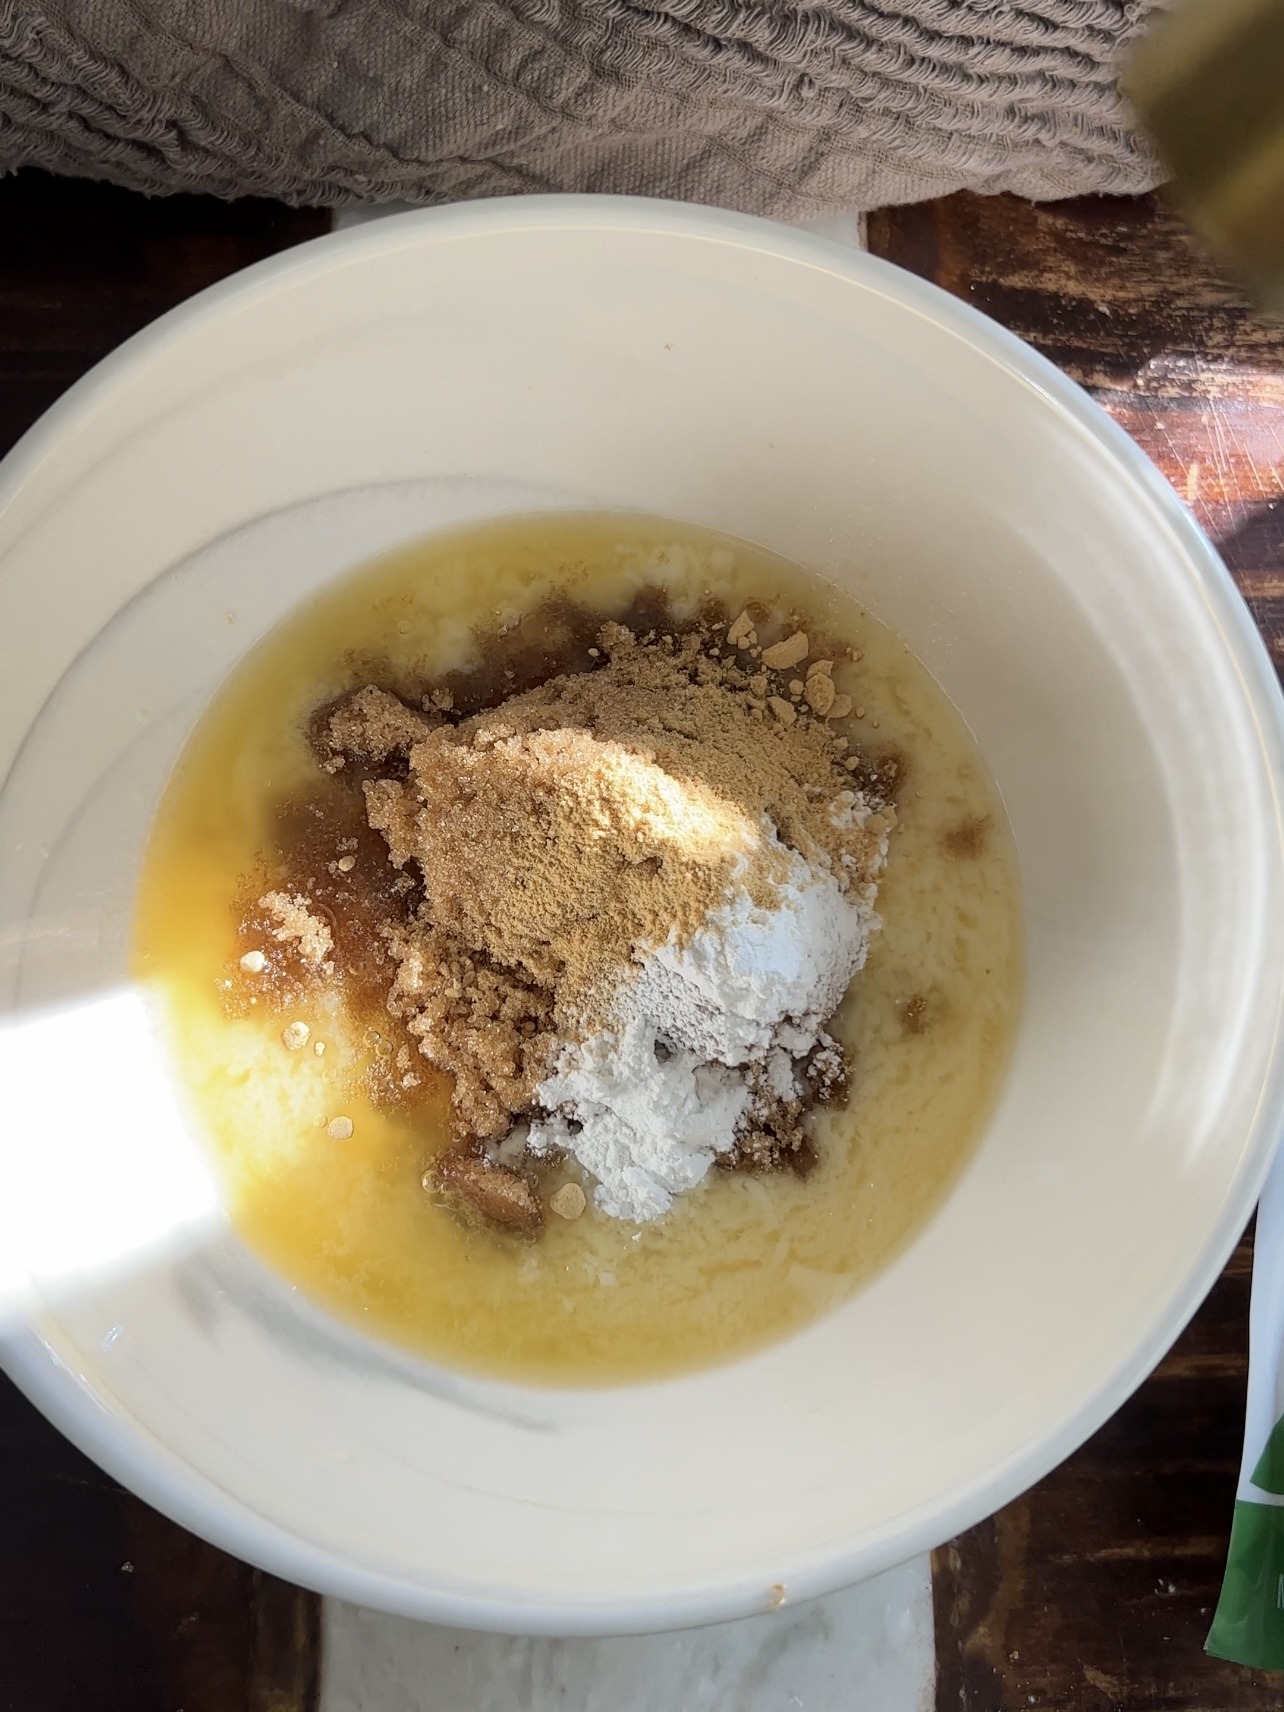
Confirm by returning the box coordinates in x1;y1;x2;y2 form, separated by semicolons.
527;834;884;1221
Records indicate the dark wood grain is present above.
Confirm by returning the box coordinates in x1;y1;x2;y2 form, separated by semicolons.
0;1373;319;1712
0;169;327;463
0;169;326;1712
868;194;1284;637
930;1240;1267;1710
869;191;1284;1709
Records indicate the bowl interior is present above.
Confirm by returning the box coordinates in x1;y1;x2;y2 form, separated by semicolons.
0;201;1281;1631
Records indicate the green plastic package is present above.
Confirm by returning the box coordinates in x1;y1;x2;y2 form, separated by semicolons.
1209;1155;1284;1669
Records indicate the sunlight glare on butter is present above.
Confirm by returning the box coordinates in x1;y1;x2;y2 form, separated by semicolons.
0;987;222;1316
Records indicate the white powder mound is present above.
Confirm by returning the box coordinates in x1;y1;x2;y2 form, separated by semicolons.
527;843;882;1222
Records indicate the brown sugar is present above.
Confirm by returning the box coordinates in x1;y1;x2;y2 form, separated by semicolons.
364;721;769;1009
258;890;333;969
722;1037;851;1172
433;1151;544;1235
316;686;440;772
317;614;891;1152
381;919;557;1141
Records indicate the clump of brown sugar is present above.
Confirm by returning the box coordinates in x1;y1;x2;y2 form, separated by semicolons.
381;920;556;1142
723;1037;852;1174
432;1150;544;1235
322;611;892;1158
317;687;440;773
258;890;334;970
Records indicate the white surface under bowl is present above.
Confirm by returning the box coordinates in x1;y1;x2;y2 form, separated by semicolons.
1;198;1282;1634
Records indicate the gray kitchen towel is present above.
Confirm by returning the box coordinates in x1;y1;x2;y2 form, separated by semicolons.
0;2;1161;214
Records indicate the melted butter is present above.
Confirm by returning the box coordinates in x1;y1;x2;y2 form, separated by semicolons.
132;513;1023;1385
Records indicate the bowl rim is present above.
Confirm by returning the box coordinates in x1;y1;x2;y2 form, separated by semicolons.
2;192;1282;1634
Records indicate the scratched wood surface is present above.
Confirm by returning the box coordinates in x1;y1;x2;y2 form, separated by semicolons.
0;169;326;1712
869;193;1284;1711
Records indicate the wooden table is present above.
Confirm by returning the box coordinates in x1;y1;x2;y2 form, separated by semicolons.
2;171;1282;1710
868;193;1284;1711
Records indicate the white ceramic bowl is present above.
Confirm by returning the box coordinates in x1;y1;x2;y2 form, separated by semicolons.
1;198;1282;1635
